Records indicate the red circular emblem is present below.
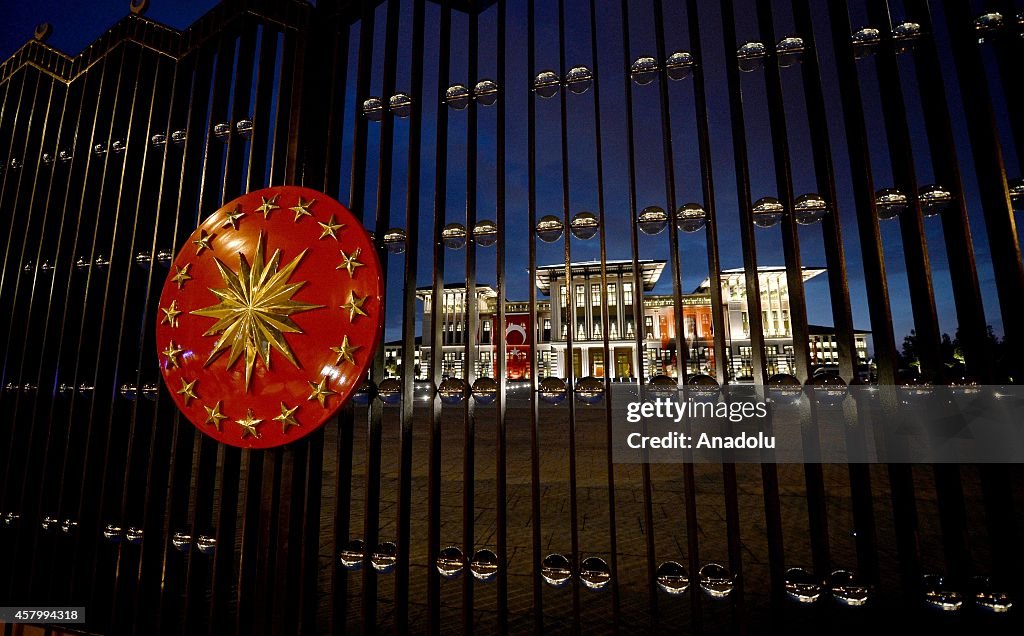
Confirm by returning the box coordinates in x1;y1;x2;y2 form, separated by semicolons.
156;186;383;448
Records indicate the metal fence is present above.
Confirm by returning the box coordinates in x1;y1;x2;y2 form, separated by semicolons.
0;0;1022;633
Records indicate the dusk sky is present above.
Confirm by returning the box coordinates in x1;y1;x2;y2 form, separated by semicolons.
2;0;1019;348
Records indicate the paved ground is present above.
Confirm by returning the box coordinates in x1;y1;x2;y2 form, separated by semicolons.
312;398;1022;634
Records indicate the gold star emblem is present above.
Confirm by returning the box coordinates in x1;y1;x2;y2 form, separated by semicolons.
340;292;368;322
162;341;184;368
192;229;214;255
330;335;360;366
274;402;301;433
336;247;365;278
190;232;324;392
289;196;315;222
307;376;336;408
235;408;262;439
203;400;227;431
222;203;245;229
161;299;182;327
177;377;199;405
255;194;280;219
317;214;345;240
171;263;192;289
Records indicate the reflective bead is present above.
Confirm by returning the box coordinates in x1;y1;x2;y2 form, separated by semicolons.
474;79;498;106
699;563;735;598
534;71;560;98
665;51;695;81
676;202;707;233
638;206;669;235
472;377;498;405
752;197;784;228
656;561;690;595
339;538;365;570
442;223;467;249
541;553;572;587
579;556;611;591
575;376;604;405
470;548;499;582
538;377;567;405
630;56;659;84
784;567;823;603
569;211;599;240
473;219;498;246
437;546;465;579
536;215;564;242
371;541;398;573
737;42;767;72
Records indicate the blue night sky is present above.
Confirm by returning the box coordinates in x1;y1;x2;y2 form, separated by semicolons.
2;0;1019;348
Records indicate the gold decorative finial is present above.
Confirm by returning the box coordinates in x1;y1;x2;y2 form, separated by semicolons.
130;0;150;16
34;23;52;43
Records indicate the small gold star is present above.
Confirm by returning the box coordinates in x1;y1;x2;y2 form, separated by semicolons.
336;247;365;278
171;263;192;289
222;204;244;229
274;402;301;433
192;229;214;255
203;400;227;431
330;335;360;366
177;377;199;405
307;376;336;408
289;196;315;222
161;299;182;327
236;408;263;439
318;214;345;240
256;194;280;219
162;341;184;368
340;292;368;322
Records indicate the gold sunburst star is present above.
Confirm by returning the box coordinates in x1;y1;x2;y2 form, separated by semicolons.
256;194;280;219
162;341;185;368
171;263;192;289
161;299;182;327
340;292;368;322
307;376;336;408
290;197;315;222
330;335;360;366
236;408;263;439
318;214;345;240
203;400;228;431
190;232;324;392
274;402;301;433
193;229;215;255
336;247;365;278
222;204;245;229
177;377;199;405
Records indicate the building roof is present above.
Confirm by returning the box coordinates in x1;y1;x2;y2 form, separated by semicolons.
807;324;871;335
693;266;826;294
535;260;666;295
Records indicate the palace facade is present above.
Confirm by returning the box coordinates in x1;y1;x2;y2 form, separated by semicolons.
383;262;869;381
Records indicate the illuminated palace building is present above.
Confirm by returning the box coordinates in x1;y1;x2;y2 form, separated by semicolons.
388;262;869;381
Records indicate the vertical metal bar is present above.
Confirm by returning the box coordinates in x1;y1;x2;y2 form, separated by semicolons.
463;4;480;633
586;0;622;627
362;0;401;629
525;0;545;630
394;1;426;629
428;2;453;632
554;0;581;629
616;0;659;623
494;1;510;630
